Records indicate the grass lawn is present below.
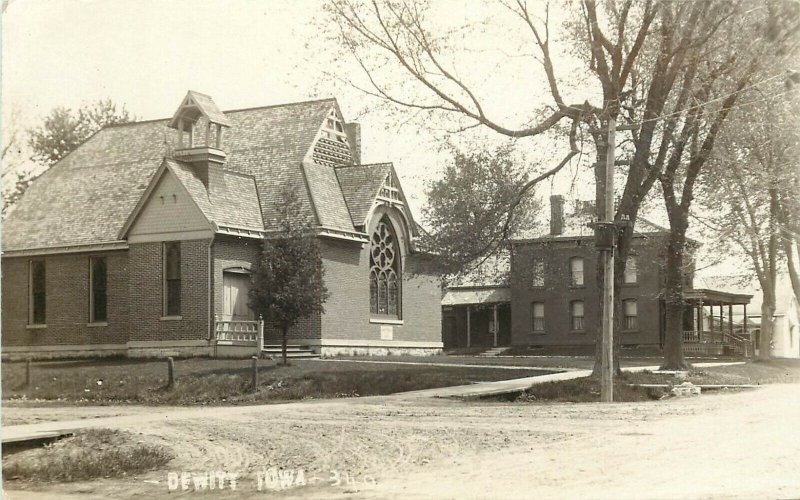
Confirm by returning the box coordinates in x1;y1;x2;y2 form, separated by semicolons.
484;359;800;404
1;358;554;406
3;428;172;482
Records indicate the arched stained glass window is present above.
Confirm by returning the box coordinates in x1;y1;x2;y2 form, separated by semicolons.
370;218;401;317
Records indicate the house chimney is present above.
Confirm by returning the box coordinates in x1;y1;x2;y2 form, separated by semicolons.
345;122;361;164
550;195;564;236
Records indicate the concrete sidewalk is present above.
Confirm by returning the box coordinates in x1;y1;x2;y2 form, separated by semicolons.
1;361;743;444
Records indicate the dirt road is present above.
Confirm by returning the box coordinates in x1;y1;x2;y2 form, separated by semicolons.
4;382;799;499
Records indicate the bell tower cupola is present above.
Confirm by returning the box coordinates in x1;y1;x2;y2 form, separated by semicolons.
168;91;231;188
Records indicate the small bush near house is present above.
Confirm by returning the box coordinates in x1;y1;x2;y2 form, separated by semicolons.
2;429;173;482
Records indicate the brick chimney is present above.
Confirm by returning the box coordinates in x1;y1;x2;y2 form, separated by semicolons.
345;122;361;164
550;195;564;236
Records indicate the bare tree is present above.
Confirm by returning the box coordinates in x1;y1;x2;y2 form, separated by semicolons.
327;0;796;372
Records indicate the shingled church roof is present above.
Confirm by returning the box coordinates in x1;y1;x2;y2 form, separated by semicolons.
2;97;392;252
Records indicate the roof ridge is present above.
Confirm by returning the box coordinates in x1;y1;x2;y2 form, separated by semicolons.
334;162;393;170
103;97;338;129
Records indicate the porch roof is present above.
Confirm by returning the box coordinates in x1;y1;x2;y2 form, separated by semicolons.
683;288;753;306
442;286;511;306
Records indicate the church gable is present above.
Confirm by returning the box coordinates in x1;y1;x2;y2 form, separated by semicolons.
126;165;212;242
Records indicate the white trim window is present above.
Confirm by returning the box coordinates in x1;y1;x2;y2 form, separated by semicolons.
570;257;584;286
531;257;545;287
570;300;585;331
531;302;545;333
624;256;638;284
623;299;638;330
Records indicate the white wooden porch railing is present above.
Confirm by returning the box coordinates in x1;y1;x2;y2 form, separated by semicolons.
214;316;264;352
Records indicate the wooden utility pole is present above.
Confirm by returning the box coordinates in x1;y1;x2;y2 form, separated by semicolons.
601;116;616;403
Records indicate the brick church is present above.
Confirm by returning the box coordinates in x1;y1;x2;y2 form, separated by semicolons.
2;91;442;358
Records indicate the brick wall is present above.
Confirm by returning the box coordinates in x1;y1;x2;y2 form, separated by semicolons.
319;238;442;345
1;251;130;348
510;235;668;348
128;239;211;342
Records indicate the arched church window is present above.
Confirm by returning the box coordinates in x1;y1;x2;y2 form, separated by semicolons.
370;218;401;317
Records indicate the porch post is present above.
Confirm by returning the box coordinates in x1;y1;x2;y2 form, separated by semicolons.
257;315;264;354
697;299;703;340
466;306;471;348
719;304;724;343
493;304;499;348
743;304;749;356
728;304;733;340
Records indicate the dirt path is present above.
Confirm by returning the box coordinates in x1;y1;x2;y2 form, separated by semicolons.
5;383;799;499
350;383;800;500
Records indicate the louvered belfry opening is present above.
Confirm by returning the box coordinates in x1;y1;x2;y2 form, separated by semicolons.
312;108;356;167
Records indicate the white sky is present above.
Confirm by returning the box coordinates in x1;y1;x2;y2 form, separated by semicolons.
2;0;598;211
0;0;749;278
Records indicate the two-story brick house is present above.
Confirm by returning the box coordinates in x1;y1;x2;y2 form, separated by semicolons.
508;195;675;351
1;91;442;359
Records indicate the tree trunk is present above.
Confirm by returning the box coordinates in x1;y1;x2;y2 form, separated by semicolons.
281;324;289;366
784;239;800;302
661;228;690;370
758;300;776;361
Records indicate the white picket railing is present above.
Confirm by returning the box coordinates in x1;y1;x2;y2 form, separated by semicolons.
214;316;264;352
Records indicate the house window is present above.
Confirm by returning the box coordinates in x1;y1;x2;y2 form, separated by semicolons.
164;242;181;317
624;256;638;284
624;299;638;330
90;257;108;323
570;300;585;331
29;260;46;325
570;257;584;286
531;257;545;287
531;302;545;332
369;218;401;318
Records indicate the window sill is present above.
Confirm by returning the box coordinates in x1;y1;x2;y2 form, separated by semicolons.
26;324;47;330
87;322;109;327
370;318;403;326
160;316;183;321
622;282;639;287
568;285;585;290
570;330;586;334
530;331;546;335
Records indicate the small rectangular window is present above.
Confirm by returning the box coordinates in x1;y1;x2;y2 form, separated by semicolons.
570;301;585;331
531;258;545;287
624;256;638;284
624;299;638;330
164;242;181;316
90;257;108;323
570;257;584;286
531;302;545;332
29;260;46;325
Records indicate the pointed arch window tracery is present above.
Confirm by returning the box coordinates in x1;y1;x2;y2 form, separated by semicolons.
369;217;401;317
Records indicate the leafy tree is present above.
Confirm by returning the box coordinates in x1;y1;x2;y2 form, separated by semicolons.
657;2;799;368
699;86;800;360
249;185;330;365
3;99;134;216
28;99;134;166
422;144;540;279
327;0;796;373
